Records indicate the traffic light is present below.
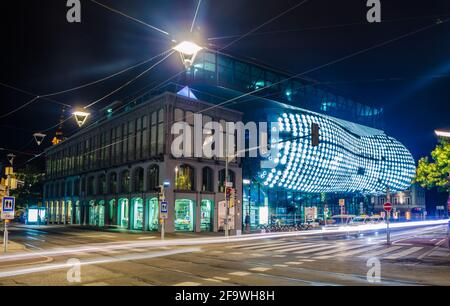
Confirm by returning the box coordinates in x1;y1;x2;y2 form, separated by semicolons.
311;123;320;147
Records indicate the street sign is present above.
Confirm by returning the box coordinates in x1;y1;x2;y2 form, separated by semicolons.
1;197;15;220
339;199;345;207
383;202;393;212
160;201;168;219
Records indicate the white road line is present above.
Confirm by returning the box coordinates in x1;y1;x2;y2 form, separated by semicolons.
241;241;301;250
294;245;337;254
316;245;385;260
227;240;287;249
284;261;303;265
249;267;272;272
359;246;402;258
274;264;288;267
313;244;367;256
229;271;252;276
174;282;201;286
250;242;313;252
274;243;329;253
137;236;156;240
213;276;230;281
384;247;423;260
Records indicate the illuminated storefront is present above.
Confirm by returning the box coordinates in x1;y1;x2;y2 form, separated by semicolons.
131;198;144;230
147;197;159;231
175;199;195;232
118;198;129;229
200;199;213;232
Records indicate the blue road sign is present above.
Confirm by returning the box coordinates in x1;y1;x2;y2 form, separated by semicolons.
160;201;168;214
2;197;15;220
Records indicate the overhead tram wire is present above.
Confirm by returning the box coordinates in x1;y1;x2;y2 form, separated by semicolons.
0;82;71;108
88;0;170;37
190;0;203;33
83;50;175;109
208;12;450;41
192;17;450;118
0;50;173;119
219;0;310;51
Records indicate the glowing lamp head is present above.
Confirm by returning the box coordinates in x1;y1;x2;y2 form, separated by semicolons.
72;110;91;127
173;41;203;69
435;130;450;138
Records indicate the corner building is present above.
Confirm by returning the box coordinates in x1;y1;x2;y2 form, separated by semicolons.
43;93;243;233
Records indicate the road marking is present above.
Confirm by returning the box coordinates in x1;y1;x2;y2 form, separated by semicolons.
250;242;313;252
272;254;286;258
274;264;288;268
274;243;328;253
227;240;287;249
300;259;316;262
384;247;423;260
418;245;442;260
316;245;384;260
242;241;301;250
203;278;222;283
359;246;402;258
229;252;243;255
250;253;265;257
250;267;272;272
435;239;446;246
210;251;224;254
294;245;336;254
313;244;366;256
284;261;303;265
174;282;201;286
85;234;115;239
137;236;156;240
229;271;251;276
213;277;230;281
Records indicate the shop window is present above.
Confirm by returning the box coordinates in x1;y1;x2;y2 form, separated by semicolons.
132;198;144;230
175;199;194;232
121;170;130;193
202;167;214;192
98;175;106;195
118;198;129;228
148;165;159;191
147;197;159;231
201;199;214;231
218;169;235;192
133;168;145;193
175;164;195;191
109;172;118;194
108;199;116;225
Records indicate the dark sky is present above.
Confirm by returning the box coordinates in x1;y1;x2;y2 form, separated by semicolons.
1;0;450;167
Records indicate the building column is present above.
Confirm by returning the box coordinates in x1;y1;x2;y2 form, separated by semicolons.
143;196;149;232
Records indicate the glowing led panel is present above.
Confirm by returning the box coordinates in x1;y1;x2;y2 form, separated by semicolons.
260;110;416;194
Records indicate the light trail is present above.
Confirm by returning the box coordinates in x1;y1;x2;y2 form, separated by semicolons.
1;219;447;263
0;248;200;279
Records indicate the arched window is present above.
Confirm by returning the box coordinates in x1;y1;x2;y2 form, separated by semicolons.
87;177;95;196
74;179;80;196
121;170;131;193
175;164;195;191
202;167;214;192
98;174;106;195
133;167;145;193
218;169;235;192
147;165;159;191
109;173;118;194
66;181;73;197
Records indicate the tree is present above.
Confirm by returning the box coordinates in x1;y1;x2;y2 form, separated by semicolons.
415;140;450;193
9;165;45;210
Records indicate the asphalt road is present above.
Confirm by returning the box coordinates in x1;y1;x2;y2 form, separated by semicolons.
0;223;449;286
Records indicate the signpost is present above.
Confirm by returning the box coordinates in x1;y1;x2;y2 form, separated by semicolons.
339;199;345;225
384;202;392;245
160;200;168;240
2;196;15;253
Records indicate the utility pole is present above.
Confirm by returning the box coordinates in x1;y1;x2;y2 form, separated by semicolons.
225;156;230;237
3;155;15;253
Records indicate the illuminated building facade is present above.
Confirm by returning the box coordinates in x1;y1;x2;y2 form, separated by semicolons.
43;50;417;231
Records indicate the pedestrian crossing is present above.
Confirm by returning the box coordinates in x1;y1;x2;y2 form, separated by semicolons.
228;240;432;261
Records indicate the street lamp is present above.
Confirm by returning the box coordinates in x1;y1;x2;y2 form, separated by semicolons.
173;41;203;69
33;133;47;146
72;110;91;127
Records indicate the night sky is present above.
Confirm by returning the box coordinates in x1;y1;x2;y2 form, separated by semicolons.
1;0;450;167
